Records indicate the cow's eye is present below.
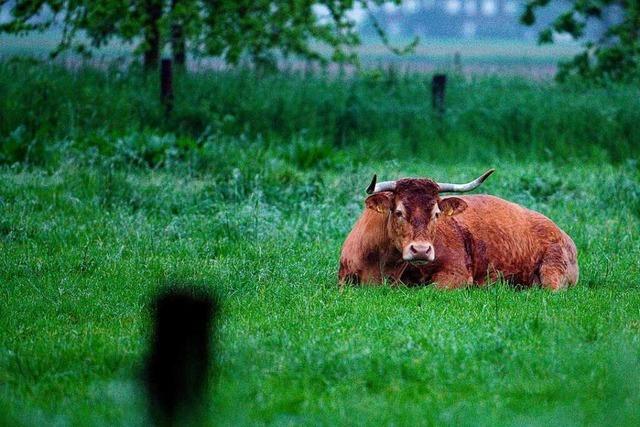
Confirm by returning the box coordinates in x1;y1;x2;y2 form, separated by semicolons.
435;211;441;219
395;210;403;218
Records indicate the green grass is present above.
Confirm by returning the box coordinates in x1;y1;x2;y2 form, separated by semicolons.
1;157;639;426
2;60;640;166
1;58;640;425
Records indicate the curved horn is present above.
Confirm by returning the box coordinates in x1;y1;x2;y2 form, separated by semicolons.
437;169;495;193
366;174;396;194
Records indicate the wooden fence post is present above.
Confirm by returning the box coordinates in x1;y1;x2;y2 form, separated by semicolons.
454;51;462;74
160;58;173;116
431;74;447;116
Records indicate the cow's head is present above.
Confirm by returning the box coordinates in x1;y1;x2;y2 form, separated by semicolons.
364;169;494;263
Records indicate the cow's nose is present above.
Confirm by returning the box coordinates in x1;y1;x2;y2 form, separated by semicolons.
405;243;435;262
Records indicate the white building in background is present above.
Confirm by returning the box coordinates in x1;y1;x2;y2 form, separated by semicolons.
362;0;561;40
403;0;421;14
464;1;478;17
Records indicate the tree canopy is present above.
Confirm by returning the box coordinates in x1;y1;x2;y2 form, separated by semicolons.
0;0;414;70
521;0;640;81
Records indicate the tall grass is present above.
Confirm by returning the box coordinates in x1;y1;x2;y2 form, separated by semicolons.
1;58;639;167
1;159;639;425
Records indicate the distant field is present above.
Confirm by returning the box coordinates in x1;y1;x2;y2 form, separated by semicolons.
0;31;580;76
0;31;133;58
359;37;580;63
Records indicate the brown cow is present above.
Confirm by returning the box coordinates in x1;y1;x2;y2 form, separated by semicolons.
338;170;578;290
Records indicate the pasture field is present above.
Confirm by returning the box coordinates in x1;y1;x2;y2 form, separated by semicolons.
1;61;640;426
0;32;579;72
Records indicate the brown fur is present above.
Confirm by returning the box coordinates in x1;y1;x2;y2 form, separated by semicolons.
338;179;578;290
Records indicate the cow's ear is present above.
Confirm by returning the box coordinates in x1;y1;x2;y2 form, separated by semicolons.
365;192;393;214
439;197;468;216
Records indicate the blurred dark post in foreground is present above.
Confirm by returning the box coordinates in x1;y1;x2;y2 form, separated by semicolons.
144;288;219;426
160;59;174;117
431;74;447;116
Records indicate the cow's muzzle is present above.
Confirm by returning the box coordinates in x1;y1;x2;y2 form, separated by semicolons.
403;242;435;263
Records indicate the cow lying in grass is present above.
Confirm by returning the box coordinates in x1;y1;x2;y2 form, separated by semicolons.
338;170;578;290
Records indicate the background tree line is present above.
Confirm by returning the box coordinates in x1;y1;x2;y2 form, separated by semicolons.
2;0;639;80
0;0;410;70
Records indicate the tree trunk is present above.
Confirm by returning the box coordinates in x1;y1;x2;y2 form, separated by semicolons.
171;24;186;68
171;0;186;69
143;0;162;72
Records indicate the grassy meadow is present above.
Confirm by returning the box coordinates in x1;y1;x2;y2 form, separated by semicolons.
1;59;640;426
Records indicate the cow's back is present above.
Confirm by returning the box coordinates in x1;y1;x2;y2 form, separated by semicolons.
446;194;576;285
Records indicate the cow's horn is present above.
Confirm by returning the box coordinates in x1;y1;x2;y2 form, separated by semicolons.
437;169;495;193
366;174;397;194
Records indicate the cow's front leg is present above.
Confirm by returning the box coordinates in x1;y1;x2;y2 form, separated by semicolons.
358;265;387;285
338;257;388;286
430;265;473;289
357;260;412;286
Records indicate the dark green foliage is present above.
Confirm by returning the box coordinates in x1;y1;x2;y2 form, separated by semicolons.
521;0;640;82
2;60;640;167
0;1;411;68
